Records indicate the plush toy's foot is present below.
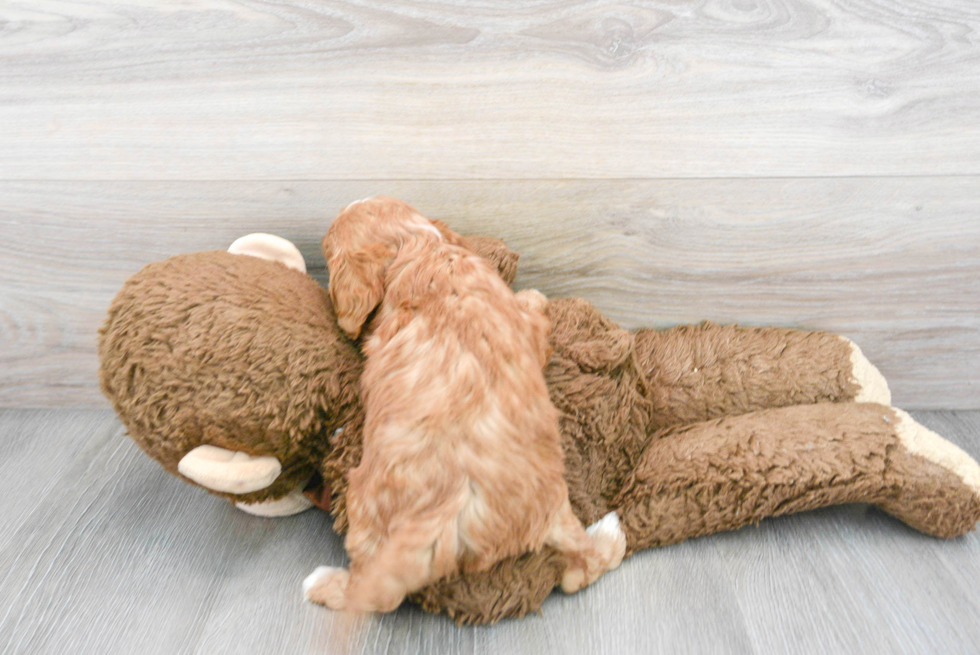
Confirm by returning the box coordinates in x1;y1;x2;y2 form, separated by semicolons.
235;486;314;517
843;337;891;405
880;409;980;537
893;409;980;494
304;566;350;610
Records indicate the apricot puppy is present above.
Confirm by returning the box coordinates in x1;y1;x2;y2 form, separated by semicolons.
305;197;625;613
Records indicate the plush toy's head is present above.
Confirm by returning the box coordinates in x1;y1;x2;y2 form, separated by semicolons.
98;235;519;515
99;249;363;508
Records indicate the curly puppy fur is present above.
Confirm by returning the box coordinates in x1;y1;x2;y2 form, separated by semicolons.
307;197;622;613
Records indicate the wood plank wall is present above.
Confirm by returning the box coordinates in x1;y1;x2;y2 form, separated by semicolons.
1;1;978;408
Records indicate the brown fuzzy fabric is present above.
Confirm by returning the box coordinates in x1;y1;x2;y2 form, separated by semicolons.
465;235;519;286
617;403;980;551
633;322;860;433
99;251;363;504
99;237;980;626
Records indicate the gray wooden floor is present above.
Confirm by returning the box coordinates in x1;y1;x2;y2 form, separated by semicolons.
2;409;979;655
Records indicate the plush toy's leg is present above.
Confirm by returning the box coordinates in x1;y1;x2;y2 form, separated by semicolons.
631;324;891;431
615;402;980;554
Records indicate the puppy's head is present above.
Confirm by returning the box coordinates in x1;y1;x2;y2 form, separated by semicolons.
323;198;410;339
325;197;458;339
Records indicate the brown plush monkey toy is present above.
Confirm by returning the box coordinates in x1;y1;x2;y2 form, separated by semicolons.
99;226;980;625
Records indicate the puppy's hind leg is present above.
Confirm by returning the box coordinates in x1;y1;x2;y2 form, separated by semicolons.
348;518;464;613
307;520;457;614
546;498;626;594
304;548;421;613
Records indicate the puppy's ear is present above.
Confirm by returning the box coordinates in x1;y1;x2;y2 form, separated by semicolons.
326;242;393;339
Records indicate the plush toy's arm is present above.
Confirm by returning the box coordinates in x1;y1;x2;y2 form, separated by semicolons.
409;402;980;625
632;323;891;433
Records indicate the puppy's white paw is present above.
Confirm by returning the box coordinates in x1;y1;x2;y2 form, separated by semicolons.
302;566;335;596
562;512;628;594
587;511;627;572
560;566;587;594
303;566;349;610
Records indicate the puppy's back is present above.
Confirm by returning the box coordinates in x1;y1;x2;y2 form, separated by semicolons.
362;241;566;566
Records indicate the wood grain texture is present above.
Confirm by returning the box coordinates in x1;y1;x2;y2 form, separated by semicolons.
1;178;977;409
0;409;120;555
1;408;978;654
716;410;980;655
1;0;980;179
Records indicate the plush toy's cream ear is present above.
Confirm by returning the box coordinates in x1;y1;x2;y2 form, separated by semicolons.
228;233;307;273
326;242;393;339
177;445;281;494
